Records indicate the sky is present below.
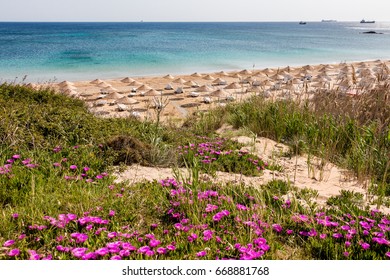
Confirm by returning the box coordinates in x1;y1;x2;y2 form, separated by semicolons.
1;0;389;22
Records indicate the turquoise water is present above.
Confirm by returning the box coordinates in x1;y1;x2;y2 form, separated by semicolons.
1;22;390;82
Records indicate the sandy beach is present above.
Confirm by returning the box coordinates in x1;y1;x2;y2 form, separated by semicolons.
30;59;390;123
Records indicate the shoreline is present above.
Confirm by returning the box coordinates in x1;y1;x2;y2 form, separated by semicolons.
3;58;390;84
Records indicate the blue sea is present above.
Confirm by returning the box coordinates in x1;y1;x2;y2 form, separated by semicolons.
1;22;390;82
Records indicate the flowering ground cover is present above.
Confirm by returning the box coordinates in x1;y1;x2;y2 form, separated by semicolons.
1;83;389;260
1;146;389;260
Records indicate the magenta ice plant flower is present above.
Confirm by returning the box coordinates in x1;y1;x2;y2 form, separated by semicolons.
28;250;40;260
119;250;130;257
70;165;77;170
196;251;207;257
157;247;167;255
107;232;118;238
82;252;97;260
320;233;327;239
95;247;109;256
188;233;198;242
109;210;115;217
12;213;19;219
3;240;15;247
332;233;343;239
166;245;176;251
361;242;370;250
72;247;88;258
149;239;161;248
138;246;151;254
8;248;20;257
272;224;283;233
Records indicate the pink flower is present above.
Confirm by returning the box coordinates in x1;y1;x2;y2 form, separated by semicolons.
72;247;88;258
345;241;351;248
82;252;97;260
109;210;115;217
236;204;249;211
149;239;161;248
361;243;370;250
119;250;130;257
272;224;283;233
83;166;90;172
138;246;151;254
8;248;20;257
332;233;343;239
157;247;167;254
12;213;19;219
286;229;293;235
53;162;61;167
12;154;21;159
196;251;207;257
188;233;198;242
343;251;350;257
205;204;218;212
385;252;390;258
110;255;122;260
107;232;118;238
18;234;26;240
320;234;327;239
53;146;62;153
3;240;15;247
166;245;176;251
145;250;154;257
28;250;40;260
70;165;77;170
95;247;109;256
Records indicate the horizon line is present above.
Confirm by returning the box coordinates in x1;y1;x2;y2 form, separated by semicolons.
0;20;386;23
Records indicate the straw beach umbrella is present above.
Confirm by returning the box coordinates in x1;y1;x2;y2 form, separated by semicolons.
129;81;143;87
121;77;134;83
196;85;213;92
137;84;153;92
163;74;175;80
230;73;242;79
262;68;275;75
173;78;186;84
191;72;202;77
98;81;110;88
217;71;229;77
184;80;198;88
117;96;139;105
143;89;161;96
212;78;227;85
209;89;230;99
58;81;74;87
90;79;104;85
203;74;215;81
224;82;241;90
103;92;122;100
239;69;252;75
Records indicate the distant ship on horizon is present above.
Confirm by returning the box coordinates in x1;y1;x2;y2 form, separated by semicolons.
360;19;375;23
321;19;337;22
